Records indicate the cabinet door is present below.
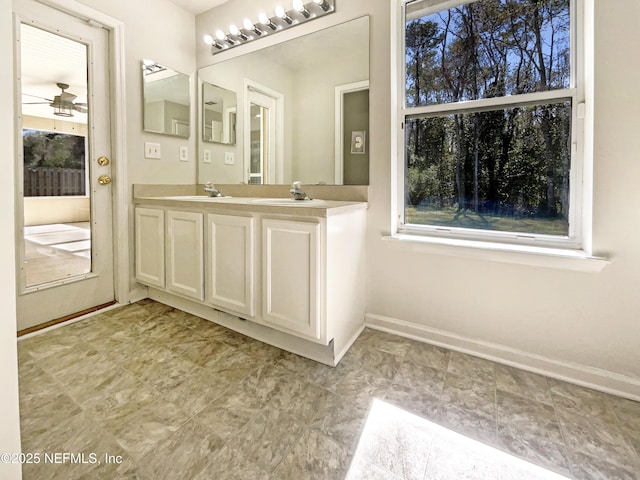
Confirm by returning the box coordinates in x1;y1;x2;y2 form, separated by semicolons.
135;207;165;288
206;214;255;317
262;219;321;340
166;210;204;301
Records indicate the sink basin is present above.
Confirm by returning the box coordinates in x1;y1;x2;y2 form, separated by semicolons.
249;198;326;206
161;195;232;201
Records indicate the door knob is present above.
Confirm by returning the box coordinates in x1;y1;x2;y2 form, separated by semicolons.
97;156;110;166
98;175;112;185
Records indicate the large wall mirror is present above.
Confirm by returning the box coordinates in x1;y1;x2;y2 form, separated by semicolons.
198;16;369;185
142;60;191;138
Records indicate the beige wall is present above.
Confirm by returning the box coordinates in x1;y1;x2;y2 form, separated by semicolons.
23;197;91;226
196;0;640;397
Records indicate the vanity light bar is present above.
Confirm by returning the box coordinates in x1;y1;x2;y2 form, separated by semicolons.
204;0;335;56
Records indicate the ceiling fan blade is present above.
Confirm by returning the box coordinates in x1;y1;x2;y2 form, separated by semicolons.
73;104;88;113
23;93;54;102
22;101;52;105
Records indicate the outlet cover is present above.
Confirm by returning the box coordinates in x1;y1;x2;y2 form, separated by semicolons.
179;146;188;162
144;142;161;159
203;149;212;164
224;152;235;165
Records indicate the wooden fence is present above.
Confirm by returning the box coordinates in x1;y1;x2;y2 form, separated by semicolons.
24;168;86;197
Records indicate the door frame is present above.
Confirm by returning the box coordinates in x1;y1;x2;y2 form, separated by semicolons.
334;80;369;185
16;0;129;307
243;78;284;184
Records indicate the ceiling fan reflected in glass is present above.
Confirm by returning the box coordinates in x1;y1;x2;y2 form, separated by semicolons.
22;82;88;117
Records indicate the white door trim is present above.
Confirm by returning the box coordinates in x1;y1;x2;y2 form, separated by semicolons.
334;80;369;185
36;0;129;305
243;78;284;184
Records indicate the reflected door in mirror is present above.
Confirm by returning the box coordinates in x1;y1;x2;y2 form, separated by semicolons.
202;82;237;145
247;88;278;185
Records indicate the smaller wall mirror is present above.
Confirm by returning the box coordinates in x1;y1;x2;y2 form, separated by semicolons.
142;60;190;138
202;82;237;145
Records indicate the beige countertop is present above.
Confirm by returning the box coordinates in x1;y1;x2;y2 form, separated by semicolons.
133;194;367;217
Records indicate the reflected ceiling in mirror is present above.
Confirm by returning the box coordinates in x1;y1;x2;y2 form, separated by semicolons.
198;16;369;185
142;60;190;138
202;83;237;145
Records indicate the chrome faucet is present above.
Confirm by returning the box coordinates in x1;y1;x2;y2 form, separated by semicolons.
289;181;309;200
204;182;222;197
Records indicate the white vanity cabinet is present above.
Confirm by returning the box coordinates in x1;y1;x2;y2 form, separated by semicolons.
135;207;204;301
133;194;367;366
262;219;321;341
166;210;204;301
135;207;165;288
205;213;255;317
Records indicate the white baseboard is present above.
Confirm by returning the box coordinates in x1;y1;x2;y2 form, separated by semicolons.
365;312;640;402
128;285;149;304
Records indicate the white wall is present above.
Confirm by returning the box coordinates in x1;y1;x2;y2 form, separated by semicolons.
2;1;23;478
196;0;640;398
367;0;640;398
76;0;196;186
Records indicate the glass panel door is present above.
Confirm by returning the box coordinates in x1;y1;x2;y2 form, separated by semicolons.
15;0;115;332
19;24;92;288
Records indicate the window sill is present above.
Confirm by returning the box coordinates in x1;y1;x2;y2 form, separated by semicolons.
382;234;609;272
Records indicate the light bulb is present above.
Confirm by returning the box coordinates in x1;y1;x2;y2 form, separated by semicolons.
313;0;330;11
244;17;264;36
293;0;310;18
215;30;226;41
258;12;277;30
229;23;248;41
275;5;293;24
203;34;213;45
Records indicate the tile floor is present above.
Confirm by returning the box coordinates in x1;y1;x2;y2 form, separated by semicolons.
17;300;640;479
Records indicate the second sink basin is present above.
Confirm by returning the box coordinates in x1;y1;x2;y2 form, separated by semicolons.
249;198;326;206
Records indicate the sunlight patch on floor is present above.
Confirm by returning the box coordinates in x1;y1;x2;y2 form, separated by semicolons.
345;399;571;480
23;223;91;286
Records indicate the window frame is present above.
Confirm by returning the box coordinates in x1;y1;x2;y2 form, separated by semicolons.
394;0;586;251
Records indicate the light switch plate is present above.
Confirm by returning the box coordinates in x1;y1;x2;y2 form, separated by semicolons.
224;152;235;165
144;142;161;159
203;149;212;164
179;146;188;162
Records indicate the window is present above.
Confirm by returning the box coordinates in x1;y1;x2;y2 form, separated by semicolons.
22;129;87;197
398;0;583;248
